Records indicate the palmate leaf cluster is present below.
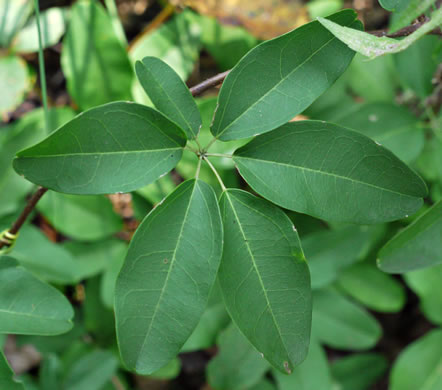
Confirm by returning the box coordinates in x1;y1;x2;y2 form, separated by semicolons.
1;0;442;388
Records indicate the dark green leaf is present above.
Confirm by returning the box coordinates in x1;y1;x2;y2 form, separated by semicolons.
61;0;132;110
334;103;425;163
390;329;442;390
38;354;62;390
211;10;360;141
273;338;332;390
207;324;270;390
405;264;442;325
13;102;186;195
0;256;74;335
331;353;388;390
38;193;123;242
378;200;442;273
0;349;24;390
63;350;118;390
234;121;427;224
312;288;382;350
136;56;201;139
218;189;311;374
115;179;223;374
337;262;406;312
250;379;277;390
390;0;437;33
149;358;181;380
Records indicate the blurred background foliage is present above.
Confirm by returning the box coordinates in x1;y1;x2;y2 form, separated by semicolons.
0;0;441;389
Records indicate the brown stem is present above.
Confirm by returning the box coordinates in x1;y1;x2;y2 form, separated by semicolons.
190;70;230;97
0;187;48;250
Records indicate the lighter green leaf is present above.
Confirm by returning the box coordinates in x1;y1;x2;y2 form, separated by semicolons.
335;103;424;163
61;0;132;110
207;323;270;390
234;121;427;224
331;353;388;390
11;7;68;53
405;264;442;325
38;193;123;242
211;10;360;141
318;8;442;59
218;189;311;374
136;56;201;139
0;256;74;335
63;350;118;390
115;179;223;374
379;0;407;11
0;0;32;47
148;358;181;380
0;55;32;116
273;338;332;390
390;329;442;390
390;0;437;33
337;262;406;312
13;102;186;195
0;349;24;390
100;243;127;309
312;288;382;350
378;200;442;273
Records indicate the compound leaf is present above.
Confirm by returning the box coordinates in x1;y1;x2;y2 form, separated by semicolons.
115;179;223;374
211;10;360;141
378;200;442;273
0;256;74;335
234;120;427;224
218;189;311;374
13;102;186;195
136;56;201;139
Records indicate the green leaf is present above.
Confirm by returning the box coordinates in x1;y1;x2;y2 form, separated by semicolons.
130;10;201;105
63;350;118;390
273;338;332;390
405;264;442;325
207;323;270;390
38;193;123;242
0;349;24;390
318;8;442;59
390;0;437;33
331;353;388;390
378;0;407;11
2;223;78;285
61;0;133;110
334;103;424;163
0;55;32;116
250;379;277;390
39;354;62;390
234;121;427;224
390;329;442;390
148;358;181;380
378;200;442;273
302;226;382;289
312;288;382;350
0;256;74;335
307;0;344;19
218;189;311;374
135;56;201;139
11;7;68;53
394;36;442;98
0;0;32;47
337;262;406;312
115;179;223;374
211;10;360;141
13;102;186;195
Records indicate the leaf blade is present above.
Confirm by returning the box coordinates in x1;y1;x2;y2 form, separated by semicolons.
115;179;223;374
13;102;186;195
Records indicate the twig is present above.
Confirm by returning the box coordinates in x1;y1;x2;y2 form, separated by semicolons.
0;187;48;251
369;21;442;38
190;71;230;97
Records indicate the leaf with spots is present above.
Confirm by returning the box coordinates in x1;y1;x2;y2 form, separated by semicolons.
115;179;223;374
218;189;311;374
13;102;186;195
233;120;427;224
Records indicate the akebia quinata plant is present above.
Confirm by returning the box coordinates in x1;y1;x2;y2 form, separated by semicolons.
10;9;430;376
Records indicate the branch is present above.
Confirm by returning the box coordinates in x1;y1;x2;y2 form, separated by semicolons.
0;187;48;251
190;70;230;97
